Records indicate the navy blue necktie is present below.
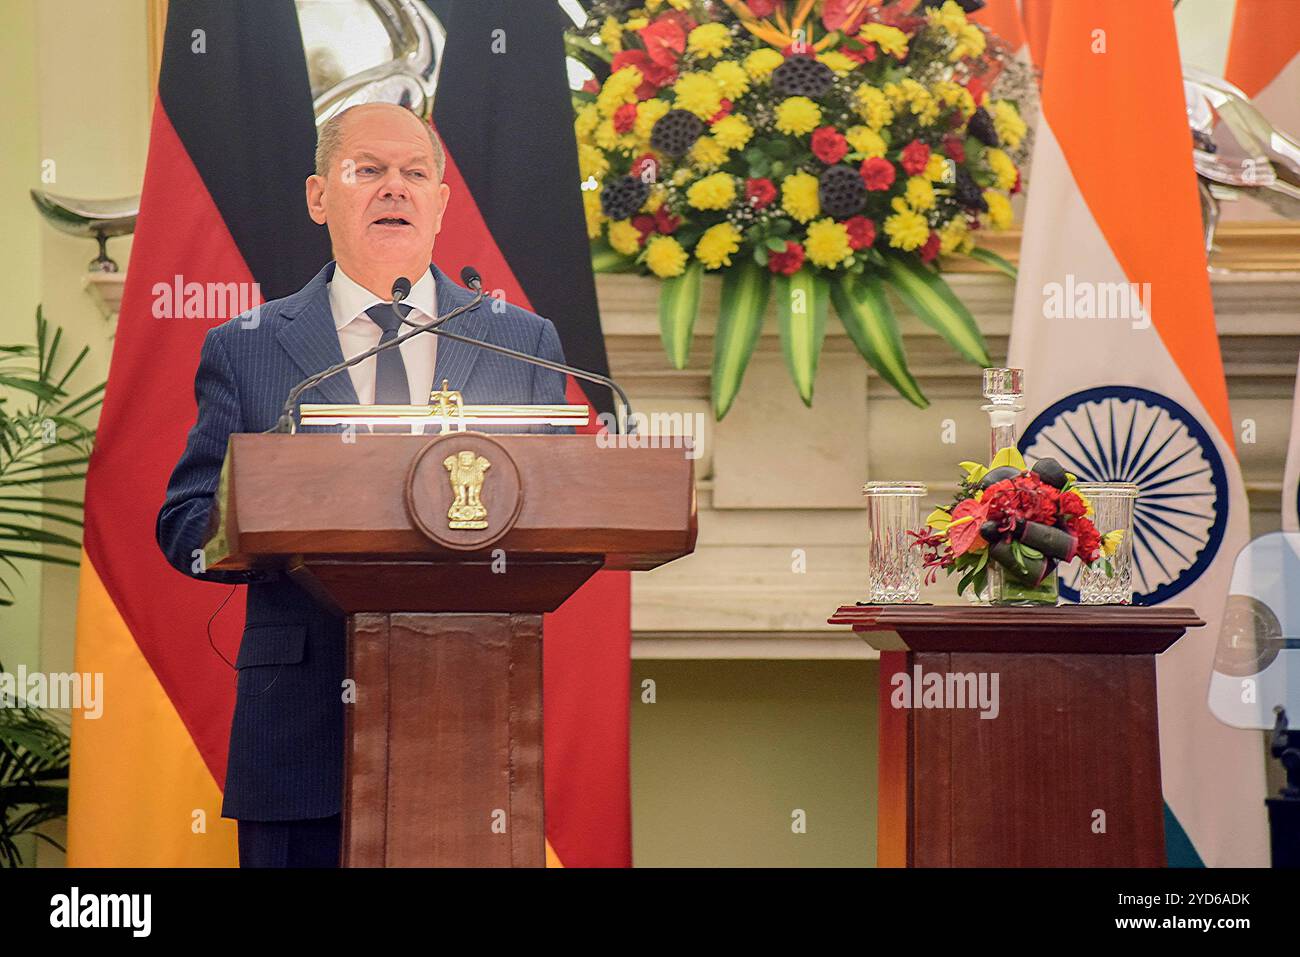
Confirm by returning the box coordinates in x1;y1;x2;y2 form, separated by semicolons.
364;302;413;405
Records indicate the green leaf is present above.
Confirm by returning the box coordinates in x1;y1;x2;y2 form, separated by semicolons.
830;273;928;408
883;255;991;367
712;261;771;420
590;238;636;274
774;270;829;406
964;246;1018;279
765;237;789;252
658;260;703;370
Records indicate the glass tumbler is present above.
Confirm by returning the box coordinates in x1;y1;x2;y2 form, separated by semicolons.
1073;482;1139;604
862;482;927;603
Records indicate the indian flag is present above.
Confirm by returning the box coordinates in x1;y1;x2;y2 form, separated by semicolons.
1007;0;1269;866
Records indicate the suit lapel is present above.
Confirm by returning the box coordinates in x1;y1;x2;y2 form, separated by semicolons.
276;261;359;406
430;263;491;394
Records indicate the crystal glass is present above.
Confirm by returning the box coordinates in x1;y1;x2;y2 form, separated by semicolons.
1073;482;1139;604
863;482;927;603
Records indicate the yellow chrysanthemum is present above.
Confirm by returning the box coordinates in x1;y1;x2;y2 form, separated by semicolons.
938;215;969;255
711;114;753;150
686;171;737;210
593;118;620;150
695;222;742;269
950;23;986;61
781;171;821;223
986;148;1018;191
711;60;750;100
625;17;649;30
925;0;968;35
634;98;671;143
583;189;604;239
992;100;1027;150
645;0;664;9
689;134;729;169
846;125;886;159
599;16;624;53
775;96;822;136
984;189;1013;228
608;219;643;256
818;51;858;76
932;80;976;117
642;186;666;214
687;23;731;59
854;84;894;130
673;72;724;120
905;176;936;211
667;0;692;9
646;235;688;277
597;66;642;116
924;152;950;183
672;167;693;186
574;103;600;143
578;143;609;181
884;201;930;251
861;24;909;58
744;47;785;81
805;219;853;269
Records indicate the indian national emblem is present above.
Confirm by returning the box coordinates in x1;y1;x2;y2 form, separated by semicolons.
443;450;492;529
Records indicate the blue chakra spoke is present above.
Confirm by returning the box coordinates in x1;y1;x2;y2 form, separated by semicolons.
1118;400;1140;476
1140;466;1212;494
1035;434;1094;479
1136;509;1199;558
1133;514;1176;580
1132;446;1200;490
1139;500;1216;523
1129;425;1183;487
1059;415;1107;479
1084;403;1115;481
1123;409;1163;486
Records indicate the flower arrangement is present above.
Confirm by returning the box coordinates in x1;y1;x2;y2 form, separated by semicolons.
567;0;1032;417
909;447;1123;600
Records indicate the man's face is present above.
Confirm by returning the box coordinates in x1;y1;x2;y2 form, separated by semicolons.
306;104;450;278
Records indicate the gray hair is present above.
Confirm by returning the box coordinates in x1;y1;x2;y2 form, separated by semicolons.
314;104;446;180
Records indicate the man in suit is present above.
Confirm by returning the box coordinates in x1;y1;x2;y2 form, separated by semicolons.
156;103;568;866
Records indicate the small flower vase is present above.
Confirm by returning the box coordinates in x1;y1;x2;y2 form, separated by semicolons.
987;562;1060;606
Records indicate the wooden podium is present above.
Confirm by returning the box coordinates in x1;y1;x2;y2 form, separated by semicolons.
828;604;1202;867
206;432;696;866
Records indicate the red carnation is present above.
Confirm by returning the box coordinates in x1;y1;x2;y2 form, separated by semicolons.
581;77;601;94
747;0;780;16
859;157;896;191
919;231;940;263
1011;169;1023;195
653;206;681;234
709;99;733;124
901;139;931;176
745;177;778;209
631;215;657;243
942;134;965;163
768;240;806;276
841;41;878;63
782;41;814;56
1059;490;1087;520
982;474;1060;528
811;126;849;165
843;216;876;250
1072;519;1102;564
613;103;638;135
610;49;677;98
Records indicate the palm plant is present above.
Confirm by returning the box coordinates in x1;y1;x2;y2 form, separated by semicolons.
0;307;104;864
0;307;104;605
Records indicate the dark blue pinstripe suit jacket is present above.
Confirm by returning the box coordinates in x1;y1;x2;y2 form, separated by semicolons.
155;260;568;821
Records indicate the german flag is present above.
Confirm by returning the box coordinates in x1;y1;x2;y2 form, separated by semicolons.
68;0;632;868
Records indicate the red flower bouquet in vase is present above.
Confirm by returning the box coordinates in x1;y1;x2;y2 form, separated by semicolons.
909;447;1123;606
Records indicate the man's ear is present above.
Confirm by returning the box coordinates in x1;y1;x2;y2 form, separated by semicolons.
305;174;327;225
431;181;451;236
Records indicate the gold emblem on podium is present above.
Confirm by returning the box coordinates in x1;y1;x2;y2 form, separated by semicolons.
443;450;491;529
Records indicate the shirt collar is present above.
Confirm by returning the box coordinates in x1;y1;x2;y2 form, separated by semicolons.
329;263;437;330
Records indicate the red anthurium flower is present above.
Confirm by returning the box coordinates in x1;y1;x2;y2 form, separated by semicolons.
900;139;931;176
745;177;778;209
948;498;990;556
822;0;872;33
811;126;849;164
747;0;780;16
767;240;806;276
639;17;688;68
843;216;876;250
859;157;896;191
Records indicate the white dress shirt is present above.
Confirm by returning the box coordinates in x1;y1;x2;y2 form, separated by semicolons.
328;264;438;408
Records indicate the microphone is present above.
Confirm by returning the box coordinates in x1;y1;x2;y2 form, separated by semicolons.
269;274;485;433
395;275;637;435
